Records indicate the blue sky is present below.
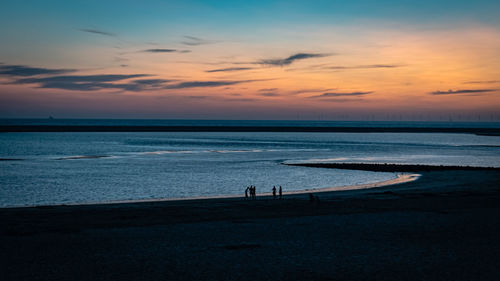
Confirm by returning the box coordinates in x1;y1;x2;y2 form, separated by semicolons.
0;0;499;120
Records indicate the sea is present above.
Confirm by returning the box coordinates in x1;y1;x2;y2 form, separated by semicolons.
1;120;499;207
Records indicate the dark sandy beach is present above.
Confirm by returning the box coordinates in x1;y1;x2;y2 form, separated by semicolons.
1;166;500;281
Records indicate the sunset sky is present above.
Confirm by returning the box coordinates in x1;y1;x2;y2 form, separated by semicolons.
1;0;499;121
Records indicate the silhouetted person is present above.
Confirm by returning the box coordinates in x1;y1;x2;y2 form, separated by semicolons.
309;193;320;203
309;193;315;202
245;186;249;199
279;186;282;199
272;186;277;199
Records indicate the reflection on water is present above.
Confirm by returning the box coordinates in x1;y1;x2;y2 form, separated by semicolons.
0;132;498;207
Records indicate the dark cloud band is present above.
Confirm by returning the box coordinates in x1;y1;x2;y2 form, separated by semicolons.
205;67;253;73
462;80;500;84
79;28;116;37
325;64;401;70
15;74;150;84
164;79;264;89
142;49;191;53
259;53;331;67
9;74;166;92
309;92;373;98
430;89;496;95
0;64;76;77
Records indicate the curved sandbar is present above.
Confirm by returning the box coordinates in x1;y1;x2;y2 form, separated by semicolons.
40;172;418;207
274;173;420;196
283;162;499;172
5;165;417;208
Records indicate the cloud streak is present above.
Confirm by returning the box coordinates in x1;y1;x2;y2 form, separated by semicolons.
0;64;76;77
314;98;367;103
462;80;500;84
289;88;334;95
259;53;331;67
430;89;496;95
132;79;173;86
15;74;150;84
259;88;278;92
79;28;116;37
205;67;253;73
287;64;403;73
181;36;214;46
164;79;265;89
325;64;401;70
8;74;170;92
143;49;191;53
259;92;280;97
309;92;373;98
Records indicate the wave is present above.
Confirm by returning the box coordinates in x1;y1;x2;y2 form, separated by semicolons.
56;155;111;160
141;149;271;155
141;150;196;155
286;155;446;165
0;158;24;161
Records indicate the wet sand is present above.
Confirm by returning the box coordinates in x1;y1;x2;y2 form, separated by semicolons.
1;166;500;280
52;173;418;207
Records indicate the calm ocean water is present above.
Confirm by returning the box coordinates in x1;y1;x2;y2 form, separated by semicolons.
2;119;500;128
1;124;499;207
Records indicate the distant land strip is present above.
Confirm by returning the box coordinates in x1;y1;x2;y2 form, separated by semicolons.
1;125;499;135
284;162;500;172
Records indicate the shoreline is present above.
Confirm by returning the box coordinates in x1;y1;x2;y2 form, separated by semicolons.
1;172;419;209
3;162;497;209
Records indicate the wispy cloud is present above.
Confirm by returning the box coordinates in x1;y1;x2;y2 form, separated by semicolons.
257;88;280;97
0;64;76;77
290;64;403;72
325;64;401;70
35;81;146;92
79;28;116;37
289;88;334;95
186;95;208;99
181;36;214;46
205;67;253;73
9;74;168;92
143;49;191;53
15;74;149;84
430;89;496;95
259;88;278;92
259;92;280;97
164;79;265;89
314;98;367;103
131;79;174;86
462;80;500;84
309;92;373;98
144;49;177;53
259;53;331;67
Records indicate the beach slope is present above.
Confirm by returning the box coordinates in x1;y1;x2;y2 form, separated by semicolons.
1;166;500;280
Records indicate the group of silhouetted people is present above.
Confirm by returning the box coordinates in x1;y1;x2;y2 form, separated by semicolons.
245;185;257;200
272;185;283;200
245;185;283;200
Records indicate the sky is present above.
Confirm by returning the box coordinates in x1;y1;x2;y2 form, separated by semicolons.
0;0;499;121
